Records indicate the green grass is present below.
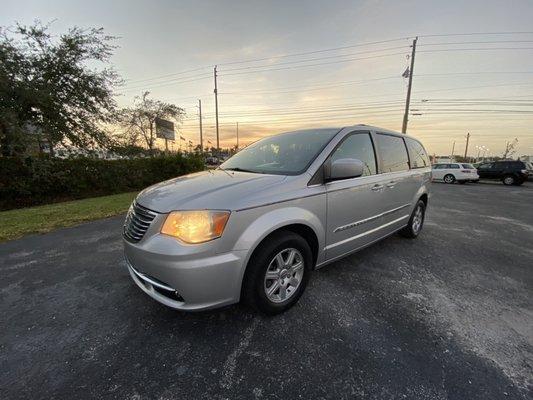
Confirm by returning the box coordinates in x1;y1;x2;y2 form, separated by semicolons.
0;191;138;242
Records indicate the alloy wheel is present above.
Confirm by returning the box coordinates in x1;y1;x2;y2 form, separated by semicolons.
444;175;455;184
263;248;304;303
412;205;424;234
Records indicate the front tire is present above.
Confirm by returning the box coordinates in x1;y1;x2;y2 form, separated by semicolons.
400;200;426;239
502;175;515;185
242;231;312;315
443;174;456;184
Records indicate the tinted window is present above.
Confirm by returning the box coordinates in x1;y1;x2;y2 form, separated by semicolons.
477;163;492;170
330;132;376;176
449;164;460;169
221;128;338;175
376;134;409;172
405;138;430;169
461;164;475;169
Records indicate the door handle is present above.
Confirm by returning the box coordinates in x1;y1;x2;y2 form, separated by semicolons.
386;181;396;188
371;184;384;191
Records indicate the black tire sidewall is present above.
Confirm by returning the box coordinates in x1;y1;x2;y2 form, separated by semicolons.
401;200;426;238
502;175;515;185
243;232;312;315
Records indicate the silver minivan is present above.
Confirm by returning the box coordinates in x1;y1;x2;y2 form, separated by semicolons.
123;125;431;314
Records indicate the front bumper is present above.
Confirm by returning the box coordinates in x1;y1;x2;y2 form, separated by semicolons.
124;239;248;311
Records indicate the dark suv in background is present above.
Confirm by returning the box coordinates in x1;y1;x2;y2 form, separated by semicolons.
476;160;532;185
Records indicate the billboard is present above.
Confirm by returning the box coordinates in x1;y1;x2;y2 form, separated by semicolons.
155;117;175;140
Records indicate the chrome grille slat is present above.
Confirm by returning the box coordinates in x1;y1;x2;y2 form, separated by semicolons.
130;218;150;232
123;201;157;243
131;211;152;223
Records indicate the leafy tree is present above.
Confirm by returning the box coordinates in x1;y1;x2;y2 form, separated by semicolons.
117;92;185;155
0;21;120;156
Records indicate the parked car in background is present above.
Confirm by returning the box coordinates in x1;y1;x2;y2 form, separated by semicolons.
476;160;532;185
431;163;479;184
205;156;219;165
123;125;431;314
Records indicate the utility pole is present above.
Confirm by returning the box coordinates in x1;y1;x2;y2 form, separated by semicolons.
236;122;239;150
198;99;203;153
402;37;418;133
464;132;470;159
214;65;220;152
450;141;455;160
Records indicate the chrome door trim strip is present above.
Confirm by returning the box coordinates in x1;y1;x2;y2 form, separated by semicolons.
333;203;411;233
326;214;410;250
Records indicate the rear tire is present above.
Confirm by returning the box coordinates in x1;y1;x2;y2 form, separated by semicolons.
443;174;455;184
502;175;515;185
242;231;312;315
400;200;426;239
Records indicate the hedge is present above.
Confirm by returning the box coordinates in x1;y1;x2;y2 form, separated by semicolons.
0;155;204;210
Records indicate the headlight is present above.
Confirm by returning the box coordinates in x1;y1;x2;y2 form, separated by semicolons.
161;210;230;244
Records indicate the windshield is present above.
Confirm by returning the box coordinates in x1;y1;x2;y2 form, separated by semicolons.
220;128;340;175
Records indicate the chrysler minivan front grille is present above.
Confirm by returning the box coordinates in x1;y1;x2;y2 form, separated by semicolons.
123;201;157;242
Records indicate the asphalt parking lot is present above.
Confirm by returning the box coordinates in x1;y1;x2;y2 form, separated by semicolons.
1;182;532;400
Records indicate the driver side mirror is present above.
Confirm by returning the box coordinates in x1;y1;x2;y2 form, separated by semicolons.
327;158;364;181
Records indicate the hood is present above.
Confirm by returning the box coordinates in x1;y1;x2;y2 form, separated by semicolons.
136;170;287;213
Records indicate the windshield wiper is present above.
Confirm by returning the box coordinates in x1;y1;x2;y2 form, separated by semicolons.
224;167;260;173
216;166;233;177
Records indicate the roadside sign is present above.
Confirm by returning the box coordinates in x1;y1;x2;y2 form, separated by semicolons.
155;118;175;140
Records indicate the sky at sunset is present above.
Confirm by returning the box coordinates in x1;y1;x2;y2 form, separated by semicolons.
3;0;533;157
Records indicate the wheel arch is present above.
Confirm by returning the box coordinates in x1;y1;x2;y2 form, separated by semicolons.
233;207;324;298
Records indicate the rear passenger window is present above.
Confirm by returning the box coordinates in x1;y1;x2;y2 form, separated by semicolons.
405;138;430;169
331;132;376;176
449;164;460;169
376;134;409;172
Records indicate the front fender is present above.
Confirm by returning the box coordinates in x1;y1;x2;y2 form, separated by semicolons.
233;206;326;273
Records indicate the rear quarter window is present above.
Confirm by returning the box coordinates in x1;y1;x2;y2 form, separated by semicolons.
376;134;410;173
405;138;430;169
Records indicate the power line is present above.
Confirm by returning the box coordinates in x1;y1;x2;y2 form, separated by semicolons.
219;45;409;73
217;37;413;66
418;31;533;38
419;47;533;54
180;100;407;120
219;51;408;76
120;74;212;92
418;40;533;46
219;75;401;95
124;65;212;85
179;108;405;128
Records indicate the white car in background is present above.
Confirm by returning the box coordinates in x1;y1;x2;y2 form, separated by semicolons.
431;163;479;184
